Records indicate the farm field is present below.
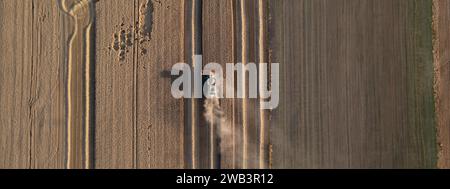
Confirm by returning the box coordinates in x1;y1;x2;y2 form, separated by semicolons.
0;0;449;169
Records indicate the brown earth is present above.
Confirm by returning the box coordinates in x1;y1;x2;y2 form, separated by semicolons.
0;0;447;169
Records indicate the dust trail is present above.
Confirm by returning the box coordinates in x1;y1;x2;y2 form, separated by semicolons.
203;71;225;169
203;68;262;169
204;98;222;169
59;0;95;169
204;96;262;169
204;97;237;169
